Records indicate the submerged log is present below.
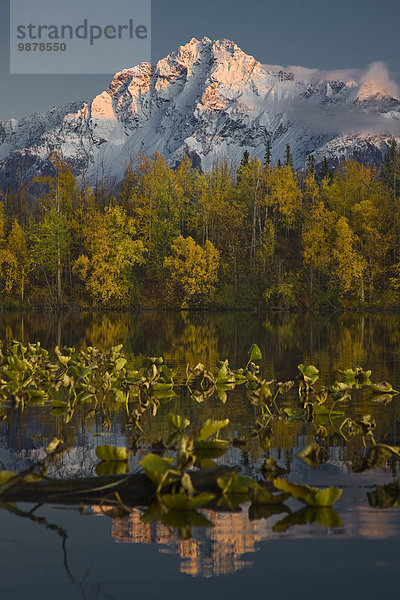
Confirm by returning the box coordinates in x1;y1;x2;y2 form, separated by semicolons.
0;466;239;506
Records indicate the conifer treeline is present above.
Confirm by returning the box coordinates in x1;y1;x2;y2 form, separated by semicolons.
1;143;400;310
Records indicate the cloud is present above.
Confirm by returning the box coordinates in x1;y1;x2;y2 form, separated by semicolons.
265;64;361;84
360;61;399;98
275;95;400;137
264;61;399;98
259;61;400;137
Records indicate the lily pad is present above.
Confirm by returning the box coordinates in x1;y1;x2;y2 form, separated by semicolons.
196;418;230;441
140;453;179;484
161;492;215;510
273;478;342;507
273;507;342;532
96;445;128;462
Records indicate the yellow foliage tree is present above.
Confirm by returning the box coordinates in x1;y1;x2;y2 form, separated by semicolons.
164;236;220;308
269;165;302;231
74;206;147;306
330;217;365;300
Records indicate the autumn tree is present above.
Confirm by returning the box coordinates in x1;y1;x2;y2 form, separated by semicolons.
330;217;365;301
302;201;335;296
74;206;147;306
7;221;29;302
269;165;302;232
164;236;220;308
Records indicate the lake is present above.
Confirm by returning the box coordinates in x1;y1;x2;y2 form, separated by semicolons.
1;310;400;599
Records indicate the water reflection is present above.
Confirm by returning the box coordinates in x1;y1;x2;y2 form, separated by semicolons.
2;311;400;581
2;311;400;386
90;497;400;578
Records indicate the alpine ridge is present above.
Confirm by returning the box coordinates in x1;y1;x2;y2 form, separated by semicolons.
1;37;400;186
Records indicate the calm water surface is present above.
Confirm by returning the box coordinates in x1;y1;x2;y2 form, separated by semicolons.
1;311;400;599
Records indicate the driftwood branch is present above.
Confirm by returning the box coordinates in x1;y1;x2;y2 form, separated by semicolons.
0;466;239;506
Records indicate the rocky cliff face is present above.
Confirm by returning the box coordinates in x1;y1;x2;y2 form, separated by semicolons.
1;37;399;186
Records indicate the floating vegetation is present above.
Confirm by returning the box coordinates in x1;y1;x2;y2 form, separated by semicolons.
0;339;400;539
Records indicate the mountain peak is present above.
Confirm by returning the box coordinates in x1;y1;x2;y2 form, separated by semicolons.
1;39;399;187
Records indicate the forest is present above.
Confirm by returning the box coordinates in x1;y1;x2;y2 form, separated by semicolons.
0;141;400;310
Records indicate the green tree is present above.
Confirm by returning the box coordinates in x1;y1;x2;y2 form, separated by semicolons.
318;156;332;182
284;143;293;169
264;140;272;167
237;150;250;184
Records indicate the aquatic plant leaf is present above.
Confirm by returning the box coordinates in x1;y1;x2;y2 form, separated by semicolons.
45;437;63;455
191;363;205;376
196;418;230;441
146;356;163;366
140;502;165;523
161;509;213;529
193;440;227;459
273;507;342;532
160;365;176;381
152;389;177;401
261;457;289;479
115;357;127;371
234;369;247;383
356;414;376;436
27;390;48;405
248;344;262;362
368;478;400;508
249;483;289;505
95;461;129;476
278;381;294;394
259;380;273;402
298;364;319;385
161;492;215;510
217;474;254;494
115;390;128;403
96;445;128;462
140;453;179;484
0;471;17;485
198;458;217;469
369;381;398;394
215;383;231;404
370;392;397;405
273;478;342;506
103;504;131;519
297;443;329;468
314;406;345;418
283;408;305;421
152;382;174;392
248;503;290;521
177;436;196;470
167;413;190;432
55;349;71;366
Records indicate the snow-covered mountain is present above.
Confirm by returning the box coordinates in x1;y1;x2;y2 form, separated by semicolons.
1;37;400;186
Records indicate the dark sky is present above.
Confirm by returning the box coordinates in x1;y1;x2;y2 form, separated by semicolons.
1;0;399;121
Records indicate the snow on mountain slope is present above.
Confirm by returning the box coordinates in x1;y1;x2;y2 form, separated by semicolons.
1;37;399;186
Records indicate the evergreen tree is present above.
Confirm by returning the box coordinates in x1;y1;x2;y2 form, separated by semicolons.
241;150;250;167
318;156;332;181
381;139;399;201
284;143;293;169
237;150;250;184
264;140;272;167
306;154;315;176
